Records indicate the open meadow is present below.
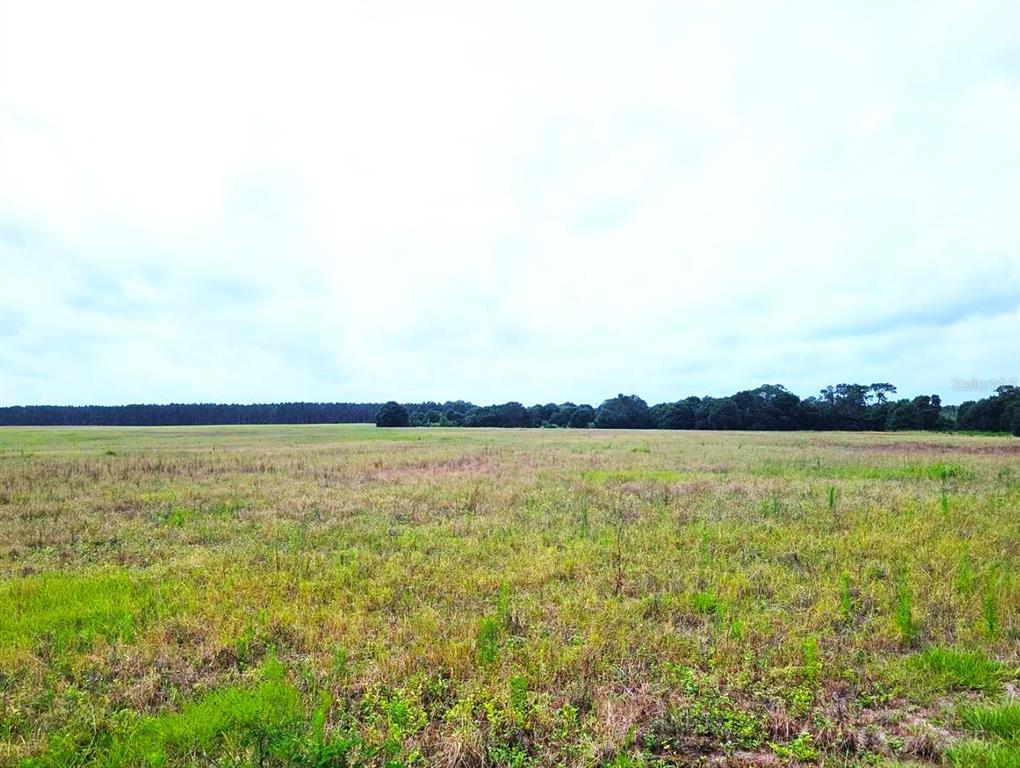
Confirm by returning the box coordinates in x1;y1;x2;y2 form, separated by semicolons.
0;425;1018;767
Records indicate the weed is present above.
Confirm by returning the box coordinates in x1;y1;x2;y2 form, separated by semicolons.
582;469;685;483
958;551;976;595
893;567;916;644
689;591;724;617
984;569;1001;638
577;492;591;538
801;636;821;682
497;582;511;625
922;461;972;482
165;506;193;527
908;647;1006;693
0;570;151;656
946;739;1020;768
330;646;349;678
663;662;699;695
612;520;627;596
838;571;853;624
646;693;764;753
26;656;302;767
477;616;500;666
771;731;819;762
728;617;746;642
960;703;1020;740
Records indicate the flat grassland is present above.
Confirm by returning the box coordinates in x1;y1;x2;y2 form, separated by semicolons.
1;426;1018;767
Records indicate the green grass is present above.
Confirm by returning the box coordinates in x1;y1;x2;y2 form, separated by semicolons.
960;704;1020;741
907;648;1007;693
947;740;1020;768
0;570;152;656
770;732;819;762
0;425;1017;766
25;657;308;768
949;703;1020;768
752;460;973;481
581;469;688;483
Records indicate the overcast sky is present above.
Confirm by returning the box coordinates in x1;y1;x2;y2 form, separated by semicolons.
1;1;1018;407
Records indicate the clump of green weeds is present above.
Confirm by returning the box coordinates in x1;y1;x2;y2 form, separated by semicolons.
689;591;725;618
164;506;193;527
0;570;152;656
24;653;313;768
646;694;764;755
907;647;1006;693
893;566;917;644
957;551;976;595
947;702;1020;768
913;461;972;482
477;616;501;666
801;636;821;682
945;739;1020;768
770;731;819;762
959;703;1020;740
762;494;781;516
509;675;529;723
827;486;838;525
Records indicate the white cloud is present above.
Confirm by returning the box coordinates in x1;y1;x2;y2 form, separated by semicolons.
1;0;1017;406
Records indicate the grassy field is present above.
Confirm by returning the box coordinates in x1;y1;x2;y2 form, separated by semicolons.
0;425;1018;767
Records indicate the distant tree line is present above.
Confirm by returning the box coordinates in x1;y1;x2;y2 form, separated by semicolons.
380;383;1020;433
3;385;1018;434
0;402;380;427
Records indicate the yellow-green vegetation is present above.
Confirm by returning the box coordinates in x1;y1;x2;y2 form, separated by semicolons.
0;425;1018;767
948;703;1020;767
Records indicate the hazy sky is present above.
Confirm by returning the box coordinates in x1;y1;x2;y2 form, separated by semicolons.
1;1;1018;406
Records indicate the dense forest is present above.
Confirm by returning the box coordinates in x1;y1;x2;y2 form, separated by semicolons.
3;384;1018;434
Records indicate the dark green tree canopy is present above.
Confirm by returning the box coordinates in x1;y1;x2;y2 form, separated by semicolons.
650;401;695;430
4;384;1014;435
567;404;596;428
375;401;409;428
593;394;652;429
958;386;1020;434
